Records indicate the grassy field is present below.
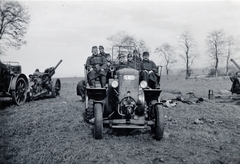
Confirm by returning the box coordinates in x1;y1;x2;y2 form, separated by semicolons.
1;75;240;164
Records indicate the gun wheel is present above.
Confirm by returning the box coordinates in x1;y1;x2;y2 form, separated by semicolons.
94;103;103;139
52;79;61;98
12;77;28;106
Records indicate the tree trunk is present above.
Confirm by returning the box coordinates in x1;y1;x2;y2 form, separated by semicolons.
186;56;189;79
215;57;218;77
166;65;169;80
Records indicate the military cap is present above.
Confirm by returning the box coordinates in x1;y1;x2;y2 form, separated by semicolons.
105;53;111;57
118;53;125;58
92;46;98;49
127;53;133;58
143;51;149;56
99;45;104;49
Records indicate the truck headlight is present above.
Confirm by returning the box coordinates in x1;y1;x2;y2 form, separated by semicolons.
140;80;147;89
111;80;118;88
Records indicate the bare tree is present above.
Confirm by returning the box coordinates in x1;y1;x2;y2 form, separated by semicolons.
206;29;226;77
107;31;149;57
0;0;30;55
135;39;150;56
178;31;197;79
155;43;176;79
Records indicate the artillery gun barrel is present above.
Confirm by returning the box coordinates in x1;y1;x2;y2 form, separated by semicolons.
54;59;63;70
230;59;240;70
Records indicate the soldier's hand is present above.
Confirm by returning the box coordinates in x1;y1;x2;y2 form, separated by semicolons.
101;68;105;71
89;68;93;71
149;70;154;74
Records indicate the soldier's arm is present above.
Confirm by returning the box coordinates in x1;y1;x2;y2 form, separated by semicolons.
152;61;158;73
86;57;92;71
100;56;108;70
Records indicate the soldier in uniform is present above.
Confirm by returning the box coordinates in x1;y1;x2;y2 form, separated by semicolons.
140;51;160;89
86;46;108;88
127;53;141;70
77;80;86;101
230;71;240;94
99;45;110;59
115;53;127;71
33;69;43;76
133;50;142;63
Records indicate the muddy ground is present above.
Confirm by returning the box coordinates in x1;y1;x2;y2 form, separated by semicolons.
1;76;240;164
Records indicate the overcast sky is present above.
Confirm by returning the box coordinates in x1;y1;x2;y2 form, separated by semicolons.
1;0;240;77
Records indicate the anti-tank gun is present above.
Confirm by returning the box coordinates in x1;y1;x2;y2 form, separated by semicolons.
230;58;240;94
28;60;62;99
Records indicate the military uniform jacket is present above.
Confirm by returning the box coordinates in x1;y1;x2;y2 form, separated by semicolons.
127;60;140;70
141;59;158;73
115;62;127;71
100;52;110;59
86;54;107;71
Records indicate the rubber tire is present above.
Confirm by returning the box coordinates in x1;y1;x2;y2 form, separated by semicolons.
52;79;61;98
94;103;103;139
12;77;28;106
86;99;94;121
155;105;165;141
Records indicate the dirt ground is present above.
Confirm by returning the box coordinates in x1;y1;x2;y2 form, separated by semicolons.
1;75;240;164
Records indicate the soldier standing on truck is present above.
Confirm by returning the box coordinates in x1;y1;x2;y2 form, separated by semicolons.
115;53;127;71
140;51;160;89
127;53;141;70
86;46;108;88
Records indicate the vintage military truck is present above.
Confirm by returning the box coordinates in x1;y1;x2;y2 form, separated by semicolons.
0;61;29;105
84;46;165;140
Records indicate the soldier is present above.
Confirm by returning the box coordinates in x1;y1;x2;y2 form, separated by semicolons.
86;46;108;88
230;71;240;94
99;45;110;59
115;53;127;71
33;69;43;76
77;80;86;101
140;51;160;89
105;53;113;79
127;53;141;70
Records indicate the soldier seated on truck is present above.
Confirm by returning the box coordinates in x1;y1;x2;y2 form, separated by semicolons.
86;46;108;88
140;51;160;89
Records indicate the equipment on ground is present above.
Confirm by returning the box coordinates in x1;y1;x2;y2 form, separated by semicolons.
28;60;62;100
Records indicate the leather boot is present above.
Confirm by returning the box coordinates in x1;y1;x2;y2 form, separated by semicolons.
89;79;95;88
100;76;107;88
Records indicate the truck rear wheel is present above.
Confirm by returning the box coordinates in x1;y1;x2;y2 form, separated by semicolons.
94;103;103;139
155;105;165;140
